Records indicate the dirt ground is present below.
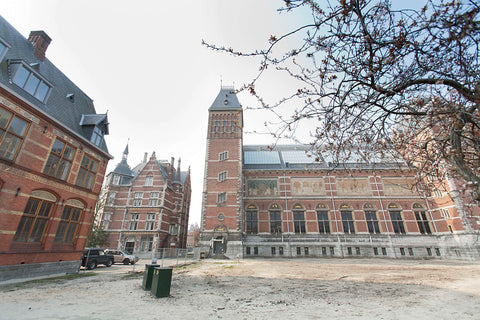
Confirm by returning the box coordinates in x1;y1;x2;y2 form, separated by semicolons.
1;258;480;320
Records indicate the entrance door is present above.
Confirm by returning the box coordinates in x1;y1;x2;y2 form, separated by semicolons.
124;242;135;254
213;237;224;254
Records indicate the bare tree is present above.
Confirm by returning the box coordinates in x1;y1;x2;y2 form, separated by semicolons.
204;0;480;199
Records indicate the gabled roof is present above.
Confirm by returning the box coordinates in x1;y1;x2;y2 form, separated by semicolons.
79;114;109;135
209;86;242;111
0;15;110;156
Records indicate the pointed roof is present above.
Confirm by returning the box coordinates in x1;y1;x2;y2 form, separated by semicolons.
209;86;242;111
113;144;133;177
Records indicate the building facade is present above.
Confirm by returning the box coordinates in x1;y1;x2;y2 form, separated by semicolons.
199;87;480;260
97;147;191;258
0;16;112;280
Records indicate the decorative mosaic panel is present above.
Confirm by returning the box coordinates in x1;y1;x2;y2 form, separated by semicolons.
291;178;325;195
383;178;417;195
246;179;278;196
336;178;371;196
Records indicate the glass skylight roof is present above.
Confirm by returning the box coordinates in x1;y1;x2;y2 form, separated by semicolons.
281;150;316;164
244;151;281;164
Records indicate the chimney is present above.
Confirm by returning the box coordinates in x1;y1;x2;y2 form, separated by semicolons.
143;152;148;163
28;31;52;61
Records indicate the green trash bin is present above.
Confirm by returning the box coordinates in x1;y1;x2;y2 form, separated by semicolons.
142;264;159;290
150;267;173;298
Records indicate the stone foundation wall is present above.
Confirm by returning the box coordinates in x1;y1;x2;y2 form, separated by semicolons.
0;260;80;282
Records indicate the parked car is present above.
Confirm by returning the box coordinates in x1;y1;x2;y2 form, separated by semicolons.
81;248;114;270
104;249;139;265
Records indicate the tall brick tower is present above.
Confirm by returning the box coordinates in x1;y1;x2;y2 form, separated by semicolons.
199;86;243;258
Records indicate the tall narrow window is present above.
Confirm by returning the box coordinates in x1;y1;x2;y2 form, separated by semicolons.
149;192;159;206
129;213;139;230
218;171;227;182
145;175;154;186
145;213;155;231
269;203;282;233
214;121;220;133
217;192;226;204
0;38;9;62
219;151;228;161
75;154;98;190
90;126;103;146
340;204;355;234
54;202;83;244
413;203;432;234
0;106;29;160
43;139;75;180
133;192;143;206
14;195;55;243
389;203;406;234
293;203;306;234
316;203;330;234
364;203;380;234
245;204;258;234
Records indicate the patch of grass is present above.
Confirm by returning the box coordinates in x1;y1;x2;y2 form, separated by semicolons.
0;273;96;292
222;265;234;269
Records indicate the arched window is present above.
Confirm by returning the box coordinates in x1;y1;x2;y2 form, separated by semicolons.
269;203;282;234
340;203;355;234
13;190;57;243
388;203;405;234
54;199;84;244
413;203;431;234
292;203;306;234
316;203;330;234
364;203;380;234
245;204;258;234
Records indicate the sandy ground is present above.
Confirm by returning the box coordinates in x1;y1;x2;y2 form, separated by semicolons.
1;258;480;320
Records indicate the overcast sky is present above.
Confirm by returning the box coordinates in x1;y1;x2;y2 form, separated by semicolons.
0;0;314;225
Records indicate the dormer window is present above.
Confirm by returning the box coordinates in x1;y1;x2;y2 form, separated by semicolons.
0;37;10;62
91;126;103;146
10;62;52;102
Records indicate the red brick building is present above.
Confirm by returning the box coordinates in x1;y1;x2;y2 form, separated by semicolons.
97;147;191;258
199;87;480;260
0;17;112;280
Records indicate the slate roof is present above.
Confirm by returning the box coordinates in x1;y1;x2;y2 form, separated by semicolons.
243;145;406;170
209;86;242;111
112;158;134;177
0;15;110;156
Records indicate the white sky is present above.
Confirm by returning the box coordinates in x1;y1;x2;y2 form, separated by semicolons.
0;0;312;225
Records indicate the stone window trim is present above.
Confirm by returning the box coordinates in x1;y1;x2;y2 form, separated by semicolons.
292;203;306;234
0;105;30;161
269;203;282;234
219;151;228;161
388;203;406;234
145;175;154;186
245;204;258;234
218;171;227;182
75;154;99;190
340;203;355;234
217;192;227;204
43;138;75;181
13;192;56;243
54;202;84;244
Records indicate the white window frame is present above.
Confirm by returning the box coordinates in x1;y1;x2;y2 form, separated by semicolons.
218;171;227;182
218;192;226;204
